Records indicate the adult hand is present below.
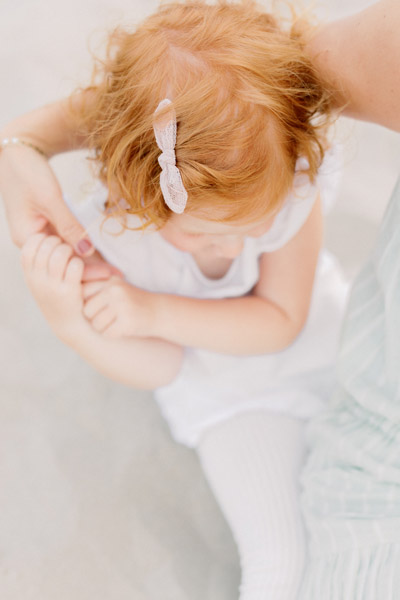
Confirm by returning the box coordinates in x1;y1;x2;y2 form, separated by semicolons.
0;144;95;256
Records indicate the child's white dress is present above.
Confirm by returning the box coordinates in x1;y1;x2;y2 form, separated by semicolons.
67;149;348;599
70;149;348;448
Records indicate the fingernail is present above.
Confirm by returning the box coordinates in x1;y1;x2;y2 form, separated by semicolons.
77;239;93;255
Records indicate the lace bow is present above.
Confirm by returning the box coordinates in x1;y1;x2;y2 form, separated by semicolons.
153;98;188;214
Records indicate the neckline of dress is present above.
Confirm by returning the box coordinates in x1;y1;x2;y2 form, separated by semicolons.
156;232;242;286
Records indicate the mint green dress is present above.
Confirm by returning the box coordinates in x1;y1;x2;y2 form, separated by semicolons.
299;176;400;598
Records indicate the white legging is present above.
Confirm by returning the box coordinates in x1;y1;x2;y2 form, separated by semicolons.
196;411;307;600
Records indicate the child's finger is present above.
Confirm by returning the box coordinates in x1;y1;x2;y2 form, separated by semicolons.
82;280;109;300
65;256;85;285
47;243;74;280
90;307;116;333
34;235;63;271
83;290;109;320
82;259;121;282
20;233;48;271
101;321;123;338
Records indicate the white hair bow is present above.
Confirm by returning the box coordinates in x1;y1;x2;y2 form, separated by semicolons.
153;98;188;214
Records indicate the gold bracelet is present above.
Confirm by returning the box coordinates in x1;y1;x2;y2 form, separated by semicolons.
0;136;48;158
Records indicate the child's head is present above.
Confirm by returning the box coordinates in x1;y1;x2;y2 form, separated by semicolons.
160;210;275;258
79;0;333;230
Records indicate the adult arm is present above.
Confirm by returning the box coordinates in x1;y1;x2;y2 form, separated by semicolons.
306;0;400;132
0;93;96;254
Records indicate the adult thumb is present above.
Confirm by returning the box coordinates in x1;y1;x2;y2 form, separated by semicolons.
49;198;95;257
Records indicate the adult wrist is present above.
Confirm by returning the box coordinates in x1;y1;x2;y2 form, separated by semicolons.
0;136;48;159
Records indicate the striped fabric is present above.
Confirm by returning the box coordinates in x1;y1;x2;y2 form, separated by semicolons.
299;176;400;598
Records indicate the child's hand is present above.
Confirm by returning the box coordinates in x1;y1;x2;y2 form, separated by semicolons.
82;277;154;338
20;233;86;342
82;251;124;282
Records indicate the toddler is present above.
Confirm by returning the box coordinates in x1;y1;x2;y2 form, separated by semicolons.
18;1;348;598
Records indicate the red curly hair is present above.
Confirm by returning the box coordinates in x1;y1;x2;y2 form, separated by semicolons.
73;0;334;229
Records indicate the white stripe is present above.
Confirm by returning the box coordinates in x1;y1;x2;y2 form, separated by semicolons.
339;313;384;360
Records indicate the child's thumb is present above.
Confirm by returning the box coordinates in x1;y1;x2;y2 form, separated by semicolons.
49;201;94;257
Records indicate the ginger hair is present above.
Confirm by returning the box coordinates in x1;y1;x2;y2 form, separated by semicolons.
74;0;334;228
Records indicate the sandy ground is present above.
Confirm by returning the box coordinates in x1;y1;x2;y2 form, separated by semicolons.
0;1;399;598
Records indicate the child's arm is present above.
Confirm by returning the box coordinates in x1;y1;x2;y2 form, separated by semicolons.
83;197;323;356
20;234;183;389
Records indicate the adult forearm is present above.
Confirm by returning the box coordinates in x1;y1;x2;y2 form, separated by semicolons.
0;93;90;157
151;294;304;356
306;0;400;131
0;92;97;251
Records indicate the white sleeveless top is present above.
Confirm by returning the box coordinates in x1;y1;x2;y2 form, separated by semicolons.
68;147;348;447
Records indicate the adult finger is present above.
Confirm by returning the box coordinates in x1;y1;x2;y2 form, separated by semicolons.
8;211;48;247
45;197;95;257
20;233;48;270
